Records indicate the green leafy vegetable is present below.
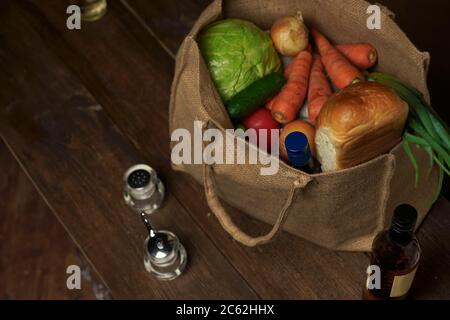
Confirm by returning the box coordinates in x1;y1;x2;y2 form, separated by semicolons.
198;19;281;102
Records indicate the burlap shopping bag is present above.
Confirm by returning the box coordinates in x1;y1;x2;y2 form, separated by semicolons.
169;0;439;251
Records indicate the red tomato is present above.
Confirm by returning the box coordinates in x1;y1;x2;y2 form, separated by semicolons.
242;108;280;152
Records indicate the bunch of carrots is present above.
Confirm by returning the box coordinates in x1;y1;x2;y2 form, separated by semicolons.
267;27;378;125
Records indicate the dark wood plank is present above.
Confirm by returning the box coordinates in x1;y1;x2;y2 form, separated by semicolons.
412;198;450;299
0;0;257;300
0;140;106;300
121;0;210;57
26;0;371;299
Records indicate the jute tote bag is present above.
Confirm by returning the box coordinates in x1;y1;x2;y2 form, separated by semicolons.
169;0;439;251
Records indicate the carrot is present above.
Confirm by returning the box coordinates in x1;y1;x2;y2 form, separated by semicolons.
265;97;276;111
284;45;311;79
311;28;364;89
284;63;294;79
271;49;312;124
308;96;329;124
336;43;378;69
307;55;332;123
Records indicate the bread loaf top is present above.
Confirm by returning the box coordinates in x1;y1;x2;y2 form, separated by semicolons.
316;82;408;171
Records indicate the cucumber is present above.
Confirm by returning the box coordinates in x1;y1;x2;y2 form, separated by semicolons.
226;72;285;120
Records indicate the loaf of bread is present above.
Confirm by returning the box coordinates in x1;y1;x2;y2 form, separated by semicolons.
315;81;408;172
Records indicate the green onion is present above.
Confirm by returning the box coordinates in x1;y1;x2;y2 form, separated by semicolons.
434;155;444;204
409;119;450;168
411;85;450;133
368;72;450;203
429;112;450;152
404;131;429;147
424;146;434;177
402;140;419;187
433;154;450;177
369;72;423;97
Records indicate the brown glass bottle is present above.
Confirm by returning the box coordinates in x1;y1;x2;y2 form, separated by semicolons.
363;204;421;300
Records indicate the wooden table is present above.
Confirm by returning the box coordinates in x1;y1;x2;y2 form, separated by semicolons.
1;0;449;299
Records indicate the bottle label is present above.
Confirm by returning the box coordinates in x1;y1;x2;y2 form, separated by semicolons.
389;266;418;298
365;264;419;299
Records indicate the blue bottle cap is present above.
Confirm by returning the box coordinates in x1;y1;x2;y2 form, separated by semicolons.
285;132;311;167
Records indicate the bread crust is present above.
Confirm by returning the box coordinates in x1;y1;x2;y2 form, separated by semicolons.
316;82;408;170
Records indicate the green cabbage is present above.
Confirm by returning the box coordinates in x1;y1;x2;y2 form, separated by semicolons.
198;19;281;102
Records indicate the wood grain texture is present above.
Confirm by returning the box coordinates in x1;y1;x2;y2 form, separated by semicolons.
0;0;256;300
1;0;449;300
412;198;450;299
120;0;210;57
25;0;369;299
0;141;105;300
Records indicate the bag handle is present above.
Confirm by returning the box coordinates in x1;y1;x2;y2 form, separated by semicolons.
203;164;308;247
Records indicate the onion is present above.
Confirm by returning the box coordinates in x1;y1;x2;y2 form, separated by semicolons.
271;12;309;56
